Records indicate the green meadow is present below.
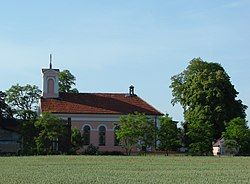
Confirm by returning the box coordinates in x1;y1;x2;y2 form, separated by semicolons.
0;156;249;184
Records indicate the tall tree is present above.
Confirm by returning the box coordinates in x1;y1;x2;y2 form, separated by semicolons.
0;91;13;119
116;112;155;155
158;114;180;156
223;117;250;155
59;70;78;93
170;58;247;146
5;84;41;120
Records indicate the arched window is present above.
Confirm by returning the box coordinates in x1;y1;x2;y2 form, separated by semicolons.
99;126;106;146
83;125;90;145
114;125;120;146
47;78;54;95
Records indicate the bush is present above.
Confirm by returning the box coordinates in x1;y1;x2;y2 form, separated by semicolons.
85;144;99;155
66;148;77;155
98;151;124;156
224;139;239;156
71;128;83;148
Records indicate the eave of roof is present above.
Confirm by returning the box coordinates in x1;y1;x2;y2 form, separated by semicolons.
42;68;60;72
0;118;21;132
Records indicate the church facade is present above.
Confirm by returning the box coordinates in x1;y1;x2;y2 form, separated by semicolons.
40;63;163;153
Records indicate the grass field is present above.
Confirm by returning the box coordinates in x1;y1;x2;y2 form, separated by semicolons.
0;156;249;184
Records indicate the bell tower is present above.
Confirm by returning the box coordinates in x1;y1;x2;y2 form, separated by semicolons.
42;54;60;98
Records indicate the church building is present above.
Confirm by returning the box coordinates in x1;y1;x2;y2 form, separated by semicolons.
40;61;163;153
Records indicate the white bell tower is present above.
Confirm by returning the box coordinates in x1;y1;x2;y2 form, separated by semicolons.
42;54;60;98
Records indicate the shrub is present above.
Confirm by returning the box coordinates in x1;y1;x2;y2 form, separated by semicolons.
85;144;99;155
98;151;124;156
224;139;239;156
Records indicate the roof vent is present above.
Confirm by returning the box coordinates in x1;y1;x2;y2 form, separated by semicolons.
129;85;135;96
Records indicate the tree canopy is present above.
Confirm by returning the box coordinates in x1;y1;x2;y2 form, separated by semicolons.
35;112;66;154
5;84;41;120
116;112;155;155
59;70;78;93
170;58;247;155
170;58;247;139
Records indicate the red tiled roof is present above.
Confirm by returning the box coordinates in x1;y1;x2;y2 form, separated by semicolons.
41;92;163;115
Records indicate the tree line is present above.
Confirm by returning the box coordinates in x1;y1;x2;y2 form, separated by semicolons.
1;59;250;156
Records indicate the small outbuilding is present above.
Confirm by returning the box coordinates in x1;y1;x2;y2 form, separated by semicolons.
0;118;22;154
212;138;225;156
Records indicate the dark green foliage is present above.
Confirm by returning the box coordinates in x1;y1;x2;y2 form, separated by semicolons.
114;125;120;146
170;58;247;155
5;84;41;120
116;112;156;155
34;112;66;154
158;114;180;155
138;117;156;153
223;117;250;155
71;128;83;149
66;148;78;155
98;151;124;156
177;125;186;150
20;119;38;155
85;144;99;155
59;70;78;93
185;106;213;155
0;91;13;119
170;58;247;139
224;139;239;155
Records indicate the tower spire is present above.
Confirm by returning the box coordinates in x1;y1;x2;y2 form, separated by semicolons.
49;54;52;69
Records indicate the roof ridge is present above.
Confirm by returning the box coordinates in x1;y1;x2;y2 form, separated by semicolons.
59;92;128;95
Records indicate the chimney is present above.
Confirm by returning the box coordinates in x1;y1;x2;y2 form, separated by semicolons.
129;85;135;96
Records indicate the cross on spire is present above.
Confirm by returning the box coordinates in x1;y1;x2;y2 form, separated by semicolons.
49;54;52;69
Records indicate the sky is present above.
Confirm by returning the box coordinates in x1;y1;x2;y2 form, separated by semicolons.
0;0;250;125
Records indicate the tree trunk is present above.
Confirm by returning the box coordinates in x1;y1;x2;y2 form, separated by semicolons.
125;148;129;156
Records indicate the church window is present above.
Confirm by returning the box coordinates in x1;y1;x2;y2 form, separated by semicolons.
99;126;106;146
114;125;120;146
83;125;90;145
47;78;54;94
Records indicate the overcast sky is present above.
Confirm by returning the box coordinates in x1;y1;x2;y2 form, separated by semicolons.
0;0;250;124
